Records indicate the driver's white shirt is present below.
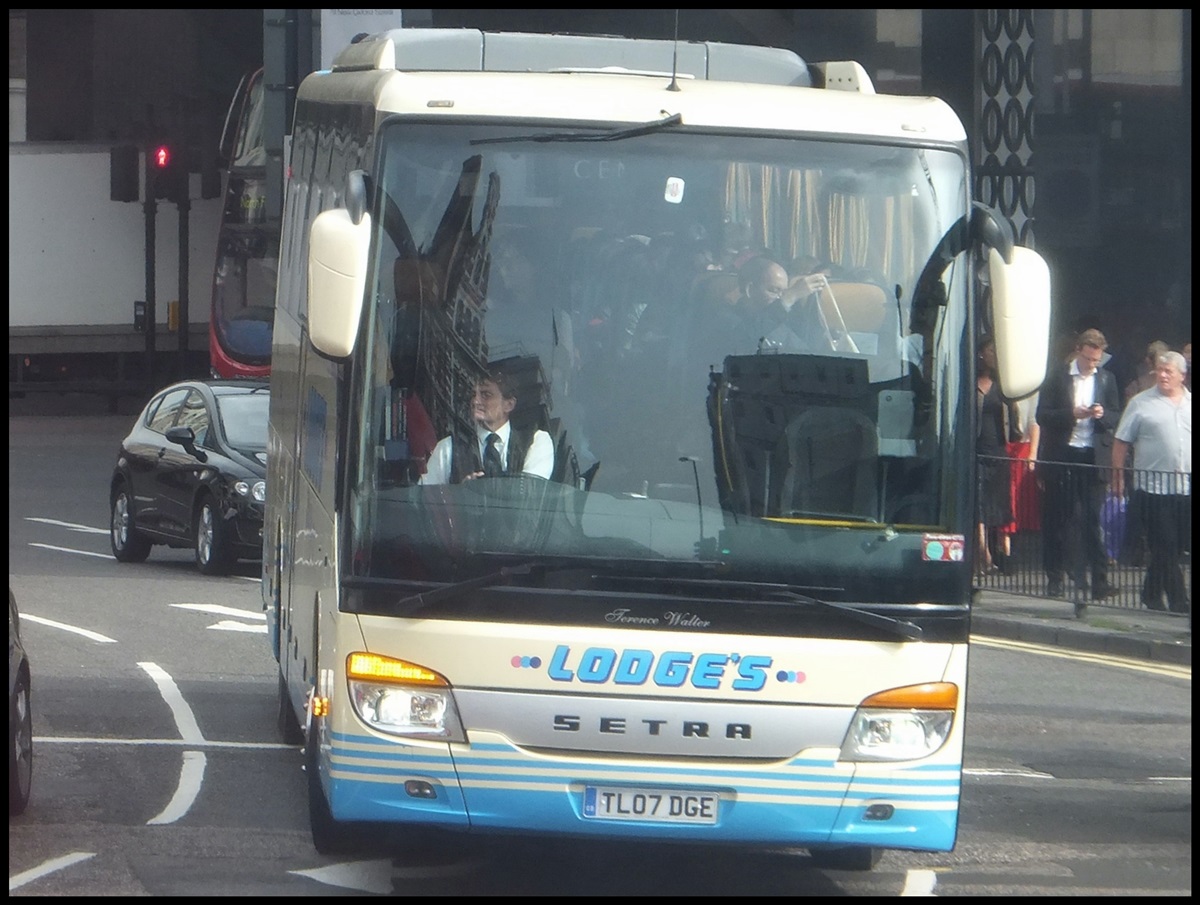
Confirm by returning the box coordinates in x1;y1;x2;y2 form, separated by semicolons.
419;420;554;485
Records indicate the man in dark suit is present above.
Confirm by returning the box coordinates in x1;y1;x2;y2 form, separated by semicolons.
1036;328;1122;603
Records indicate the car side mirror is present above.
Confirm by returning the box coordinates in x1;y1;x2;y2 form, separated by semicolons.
165;425;208;462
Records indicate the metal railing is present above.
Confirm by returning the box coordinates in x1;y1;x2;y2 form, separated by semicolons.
975;454;1191;613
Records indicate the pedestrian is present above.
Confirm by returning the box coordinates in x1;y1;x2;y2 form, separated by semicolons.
1111;351;1191;614
1035;327;1122;602
1116;340;1170;567
999;390;1040;566
1123;339;1170;404
975;336;1014;576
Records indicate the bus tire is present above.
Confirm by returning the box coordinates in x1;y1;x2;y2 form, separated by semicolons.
110;483;152;563
194;494;233;576
306;727;357;855
278;673;304;746
807;846;882;871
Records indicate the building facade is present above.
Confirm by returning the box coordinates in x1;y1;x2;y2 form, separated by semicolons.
9;9;1191;367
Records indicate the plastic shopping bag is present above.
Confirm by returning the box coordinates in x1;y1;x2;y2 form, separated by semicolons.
1100;490;1126;562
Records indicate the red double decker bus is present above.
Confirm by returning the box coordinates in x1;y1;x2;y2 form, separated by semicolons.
209;68;275;378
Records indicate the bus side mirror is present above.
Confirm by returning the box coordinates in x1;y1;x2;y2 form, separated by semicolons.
988;245;1050;400
307;207;371;359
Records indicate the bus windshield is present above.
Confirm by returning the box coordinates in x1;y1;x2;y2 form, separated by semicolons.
347;121;973;607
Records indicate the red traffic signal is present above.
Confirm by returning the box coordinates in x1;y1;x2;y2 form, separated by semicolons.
149;143;186;203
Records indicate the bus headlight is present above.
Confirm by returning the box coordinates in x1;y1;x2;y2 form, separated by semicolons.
839;682;957;762
346;652;466;742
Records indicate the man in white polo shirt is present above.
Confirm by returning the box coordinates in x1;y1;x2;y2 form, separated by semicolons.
1112;350;1191;614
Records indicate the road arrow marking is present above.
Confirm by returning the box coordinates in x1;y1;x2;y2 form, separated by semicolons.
290;859;396;895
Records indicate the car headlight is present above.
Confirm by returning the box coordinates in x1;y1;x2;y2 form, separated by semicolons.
234;479;267;502
346;653;466;742
839;682;957;762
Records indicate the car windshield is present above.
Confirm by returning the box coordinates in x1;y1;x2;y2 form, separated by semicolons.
345;121;972;605
215;390;269;450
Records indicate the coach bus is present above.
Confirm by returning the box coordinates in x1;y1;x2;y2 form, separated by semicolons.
209;67;275;378
263;28;1050;868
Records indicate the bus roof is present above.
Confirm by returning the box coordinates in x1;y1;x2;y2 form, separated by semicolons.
333;28;818;88
308;29;965;145
300;66;967;146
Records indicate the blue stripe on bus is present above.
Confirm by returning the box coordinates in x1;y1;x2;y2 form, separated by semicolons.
322;731;960;850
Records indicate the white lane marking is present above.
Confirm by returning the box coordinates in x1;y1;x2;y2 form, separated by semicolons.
28;542;110;559
211;621;269;633
25;517;109;535
9;852;97;892
21;613;117;643
26;535;261;581
172;603;265;620
137;662;205;744
35;736;297;750
146;750;207;825
973;635;1191;679
964;767;1054;779
137;662;208;826
900;868;938;896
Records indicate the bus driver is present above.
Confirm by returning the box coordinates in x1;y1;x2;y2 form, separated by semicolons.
419;365;555;485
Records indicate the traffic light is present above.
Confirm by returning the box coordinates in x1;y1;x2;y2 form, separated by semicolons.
149;143;187;204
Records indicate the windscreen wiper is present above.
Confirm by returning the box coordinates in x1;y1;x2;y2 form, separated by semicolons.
769;589;924;641
354;555;707;615
470;112;682;146
390;562;539;615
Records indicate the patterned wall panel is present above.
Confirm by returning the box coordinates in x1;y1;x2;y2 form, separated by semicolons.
976;9;1036;249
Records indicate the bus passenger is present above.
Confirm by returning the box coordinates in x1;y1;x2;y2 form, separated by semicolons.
419;365;555;485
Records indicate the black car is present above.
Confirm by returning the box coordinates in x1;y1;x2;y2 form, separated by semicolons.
109;378;269;575
9;587;32;816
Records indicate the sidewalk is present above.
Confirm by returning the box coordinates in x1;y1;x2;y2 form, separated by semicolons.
972;588;1192;667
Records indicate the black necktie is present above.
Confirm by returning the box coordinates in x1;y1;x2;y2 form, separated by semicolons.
483;433;503;477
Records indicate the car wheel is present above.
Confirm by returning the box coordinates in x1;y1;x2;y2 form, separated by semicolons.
110;483;152;563
278;673;304;746
194;494;233;576
9;667;33;816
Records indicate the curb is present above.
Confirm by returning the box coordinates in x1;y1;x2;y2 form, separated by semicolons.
971;613;1192;667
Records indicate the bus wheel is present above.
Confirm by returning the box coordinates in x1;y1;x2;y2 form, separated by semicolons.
194;494;232;575
306;727;357;854
278;673;304;746
807;846;882;871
